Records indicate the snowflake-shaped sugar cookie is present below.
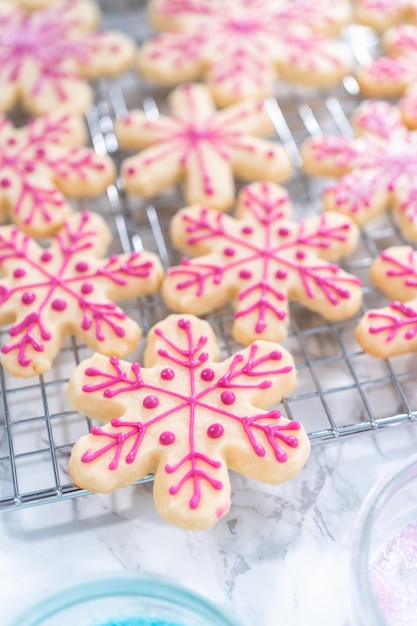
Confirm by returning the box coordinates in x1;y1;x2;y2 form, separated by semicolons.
301;100;417;242
356;25;417;129
68;314;310;530
115;82;293;212
0;211;163;378
356;246;417;357
0;112;115;237
0;0;135;115
137;0;352;107
162;182;362;345
354;0;417;31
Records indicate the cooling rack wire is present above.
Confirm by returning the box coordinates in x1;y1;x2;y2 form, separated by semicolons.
1;0;416;510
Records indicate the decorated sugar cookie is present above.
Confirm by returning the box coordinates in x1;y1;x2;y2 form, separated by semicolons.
356;246;417;357
162;181;362;345
301;100;417;242
356;24;417;129
0;112;115;237
115;82;293;212
0;0;135;115
138;0;352;107
354;0;417;32
0;211;163;378
68;314;310;530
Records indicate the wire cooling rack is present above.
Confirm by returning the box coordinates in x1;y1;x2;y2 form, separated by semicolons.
1;1;417;510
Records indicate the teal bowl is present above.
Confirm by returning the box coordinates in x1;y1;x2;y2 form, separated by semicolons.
11;572;244;626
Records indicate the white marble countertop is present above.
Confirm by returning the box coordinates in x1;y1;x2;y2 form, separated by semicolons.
2;422;417;626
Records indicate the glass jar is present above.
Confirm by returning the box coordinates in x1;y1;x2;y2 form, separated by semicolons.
11;572;244;626
351;452;417;626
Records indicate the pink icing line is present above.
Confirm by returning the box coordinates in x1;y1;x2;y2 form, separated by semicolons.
367;301;417;342
79;318;300;510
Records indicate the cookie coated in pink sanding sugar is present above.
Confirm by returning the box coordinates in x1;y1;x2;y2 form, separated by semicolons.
0;0;135;115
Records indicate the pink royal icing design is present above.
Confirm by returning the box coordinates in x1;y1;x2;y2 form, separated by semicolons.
162;181;362;345
0;112;115;237
0;0;135;115
356;246;417;357
68;314;310;530
116;82;293;213
301;100;417;242
357;25;417;129
138;0;351;105
0;211;163;377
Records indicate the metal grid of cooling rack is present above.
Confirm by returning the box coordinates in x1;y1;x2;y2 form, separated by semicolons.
1;2;417;511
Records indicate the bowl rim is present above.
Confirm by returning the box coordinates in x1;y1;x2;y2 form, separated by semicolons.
11;571;243;626
351;451;417;626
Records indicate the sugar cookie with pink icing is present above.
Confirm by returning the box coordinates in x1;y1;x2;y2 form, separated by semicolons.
67;313;310;530
0;111;115;237
0;0;135;115
356;24;417;129
115;82;293;213
137;0;352;107
301;100;417;242
354;0;417;32
162;181;362;345
0;211;163;378
356;246;417;358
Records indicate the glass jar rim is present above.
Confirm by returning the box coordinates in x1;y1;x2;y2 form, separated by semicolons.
351;451;417;626
12;571;243;626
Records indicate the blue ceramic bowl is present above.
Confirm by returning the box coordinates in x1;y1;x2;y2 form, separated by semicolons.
11;572;244;626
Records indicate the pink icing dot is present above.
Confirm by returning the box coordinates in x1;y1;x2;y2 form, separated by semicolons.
275;269;287;279
224;247;235;257
36;148;45;158
296;250;305;260
278;227;289;237
221;391;236;405
201;368;215;381
22;291;35;305
143;395;159;409
51;299;66;311
76;261;88;272
239;269;252;279
1;178;11;188
40;251;52;263
126;166;136;176
25;163;35;173
7;138;16;146
242;226;253;235
207;423;224;439
81;282;93;295
159;431;175;445
161;367;175;380
178;318;190;330
13;268;25;278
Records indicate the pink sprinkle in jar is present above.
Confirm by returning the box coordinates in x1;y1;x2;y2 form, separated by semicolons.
351;453;417;626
